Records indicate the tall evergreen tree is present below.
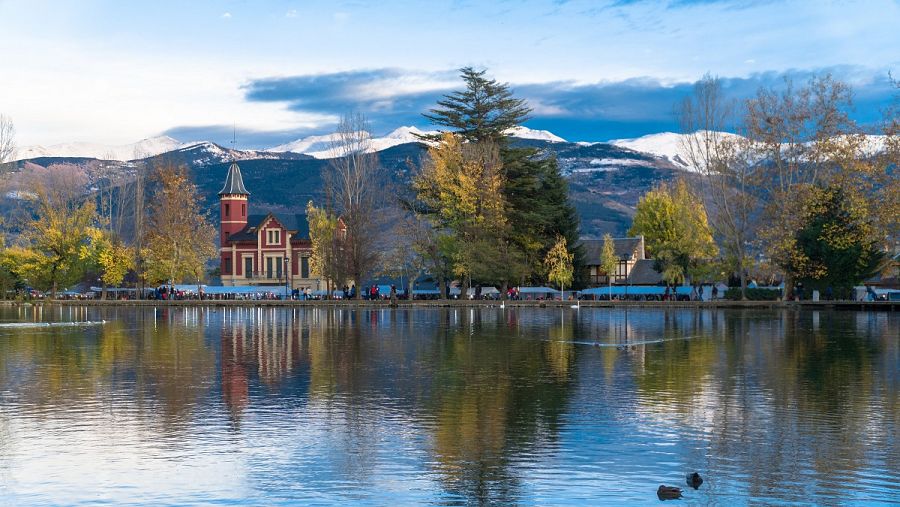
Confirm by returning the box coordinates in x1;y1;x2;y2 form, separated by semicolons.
421;67;583;287
424;67;531;144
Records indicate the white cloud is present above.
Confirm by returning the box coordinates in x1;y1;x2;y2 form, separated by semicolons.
0;39;329;145
286;9;297;18
221;12;231;19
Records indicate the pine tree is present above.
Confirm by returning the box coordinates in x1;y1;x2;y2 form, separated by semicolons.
420;67;582;288
424;67;530;144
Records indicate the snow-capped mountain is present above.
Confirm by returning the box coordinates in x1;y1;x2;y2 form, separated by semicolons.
504;126;566;143
14;125;570;163
17;135;186;162
609;131;742;171
268;126;439;159
267;125;564;159
267;133;347;156
608;132;694;170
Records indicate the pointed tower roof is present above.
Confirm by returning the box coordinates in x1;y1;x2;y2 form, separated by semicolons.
218;161;250;196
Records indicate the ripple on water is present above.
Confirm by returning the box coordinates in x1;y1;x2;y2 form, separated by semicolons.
0;306;897;505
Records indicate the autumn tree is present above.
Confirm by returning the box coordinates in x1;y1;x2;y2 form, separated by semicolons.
142;165;216;290
680;74;757;299
380;215;429;299
408;218;455;300
544;235;574;295
324;113;384;296
306;200;347;295
130;154;150;294
413;133;523;296
80;228;134;300
6;166;96;298
789;185;885;298
744;76;846;299
744;74;899;297
629;179;718;286
422;67;582;288
599;233;618;294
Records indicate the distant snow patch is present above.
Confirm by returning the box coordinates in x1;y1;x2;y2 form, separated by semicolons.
505;126;566;143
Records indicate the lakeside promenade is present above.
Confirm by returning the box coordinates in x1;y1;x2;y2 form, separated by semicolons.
4;299;898;311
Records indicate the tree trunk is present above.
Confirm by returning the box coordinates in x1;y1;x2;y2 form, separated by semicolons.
739;267;748;301
101;283;107;301
408;278;415;301
500;280;508;301
51;280;58;300
438;278;447;301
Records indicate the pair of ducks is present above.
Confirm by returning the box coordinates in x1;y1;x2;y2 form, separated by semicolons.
657;473;703;500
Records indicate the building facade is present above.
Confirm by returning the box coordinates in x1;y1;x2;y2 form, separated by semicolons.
580;235;663;286
218;161;320;291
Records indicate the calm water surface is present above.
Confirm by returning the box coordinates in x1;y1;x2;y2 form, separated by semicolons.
0;305;897;505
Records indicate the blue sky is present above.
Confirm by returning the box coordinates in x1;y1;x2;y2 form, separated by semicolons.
0;0;898;147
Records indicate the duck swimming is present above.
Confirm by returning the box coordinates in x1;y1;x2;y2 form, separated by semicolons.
657;485;683;500
686;472;703;489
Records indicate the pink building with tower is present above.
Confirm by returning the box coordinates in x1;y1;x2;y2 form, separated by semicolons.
218;161;321;291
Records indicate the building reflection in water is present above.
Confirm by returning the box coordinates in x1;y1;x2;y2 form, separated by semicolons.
0;306;896;505
220;308;308;422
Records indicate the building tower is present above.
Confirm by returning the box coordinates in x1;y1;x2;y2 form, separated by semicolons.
218;161;250;245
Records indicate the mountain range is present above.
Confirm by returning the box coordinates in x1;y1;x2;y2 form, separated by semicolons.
9;126;713;237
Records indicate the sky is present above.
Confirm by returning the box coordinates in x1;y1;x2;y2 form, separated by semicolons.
1;0;898;148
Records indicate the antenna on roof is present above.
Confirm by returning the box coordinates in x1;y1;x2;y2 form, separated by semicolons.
231;123;237;162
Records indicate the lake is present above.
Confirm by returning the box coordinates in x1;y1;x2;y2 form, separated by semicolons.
0;305;897;505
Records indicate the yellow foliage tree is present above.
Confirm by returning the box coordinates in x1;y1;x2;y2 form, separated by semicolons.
80;228;134;299
544;235;574;295
414;133;522;293
600;233;618;294
629;179;717;285
9;176;97;298
306;200;346;294
143;165;216;289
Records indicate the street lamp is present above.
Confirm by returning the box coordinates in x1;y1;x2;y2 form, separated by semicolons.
284;256;290;300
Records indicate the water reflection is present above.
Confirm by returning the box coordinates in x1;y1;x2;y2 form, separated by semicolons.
0;306;896;505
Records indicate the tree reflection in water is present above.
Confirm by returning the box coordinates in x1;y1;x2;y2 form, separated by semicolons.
0;306;895;505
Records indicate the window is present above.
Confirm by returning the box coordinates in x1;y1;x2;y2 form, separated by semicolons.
244;257;253;278
224;203;230;217
264;256;284;279
301;256;309;278
242;203;245;216
224;257;230;274
267;229;280;245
